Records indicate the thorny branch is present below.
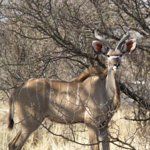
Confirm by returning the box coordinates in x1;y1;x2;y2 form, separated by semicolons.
0;1;149;149
41;122;136;150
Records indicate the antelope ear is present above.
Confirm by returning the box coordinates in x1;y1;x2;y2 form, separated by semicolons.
123;38;136;54
92;40;109;54
92;40;102;53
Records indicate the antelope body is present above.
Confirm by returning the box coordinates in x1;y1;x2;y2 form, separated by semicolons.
8;30;136;150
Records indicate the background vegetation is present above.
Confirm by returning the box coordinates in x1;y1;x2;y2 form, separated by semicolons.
0;0;149;150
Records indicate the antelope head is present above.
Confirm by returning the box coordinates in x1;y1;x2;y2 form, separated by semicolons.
92;30;136;73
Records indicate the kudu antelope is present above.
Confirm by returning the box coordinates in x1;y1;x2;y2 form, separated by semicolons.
8;30;136;150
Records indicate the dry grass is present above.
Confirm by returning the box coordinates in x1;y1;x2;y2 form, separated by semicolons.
0;101;149;150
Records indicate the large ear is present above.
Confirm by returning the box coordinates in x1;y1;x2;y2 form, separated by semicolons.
92;40;109;55
92;40;102;53
122;38;137;54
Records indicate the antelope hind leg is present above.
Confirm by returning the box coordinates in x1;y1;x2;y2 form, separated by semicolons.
8;129;33;150
8;116;44;150
9;131;21;150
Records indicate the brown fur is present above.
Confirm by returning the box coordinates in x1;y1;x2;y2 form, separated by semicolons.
8;64;120;150
8;31;136;150
72;66;107;82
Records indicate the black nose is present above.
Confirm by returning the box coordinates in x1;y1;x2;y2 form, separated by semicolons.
115;64;120;68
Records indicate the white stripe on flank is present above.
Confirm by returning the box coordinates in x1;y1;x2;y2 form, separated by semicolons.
76;83;80;106
49;80;52;99
66;84;70;102
35;79;40;108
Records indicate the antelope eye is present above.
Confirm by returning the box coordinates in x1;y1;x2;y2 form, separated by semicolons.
106;47;110;51
107;55;110;57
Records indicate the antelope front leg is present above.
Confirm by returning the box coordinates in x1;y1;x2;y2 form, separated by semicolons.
87;124;100;150
99;127;110;150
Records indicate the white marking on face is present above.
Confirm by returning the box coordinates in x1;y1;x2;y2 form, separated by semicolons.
108;55;120;61
113;66;117;71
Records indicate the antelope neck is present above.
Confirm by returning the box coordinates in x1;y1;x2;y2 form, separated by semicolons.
106;69;120;109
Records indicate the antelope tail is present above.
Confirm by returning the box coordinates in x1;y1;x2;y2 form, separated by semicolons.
8;95;14;130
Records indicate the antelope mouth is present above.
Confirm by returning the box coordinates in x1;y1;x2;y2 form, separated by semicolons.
113;64;121;71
